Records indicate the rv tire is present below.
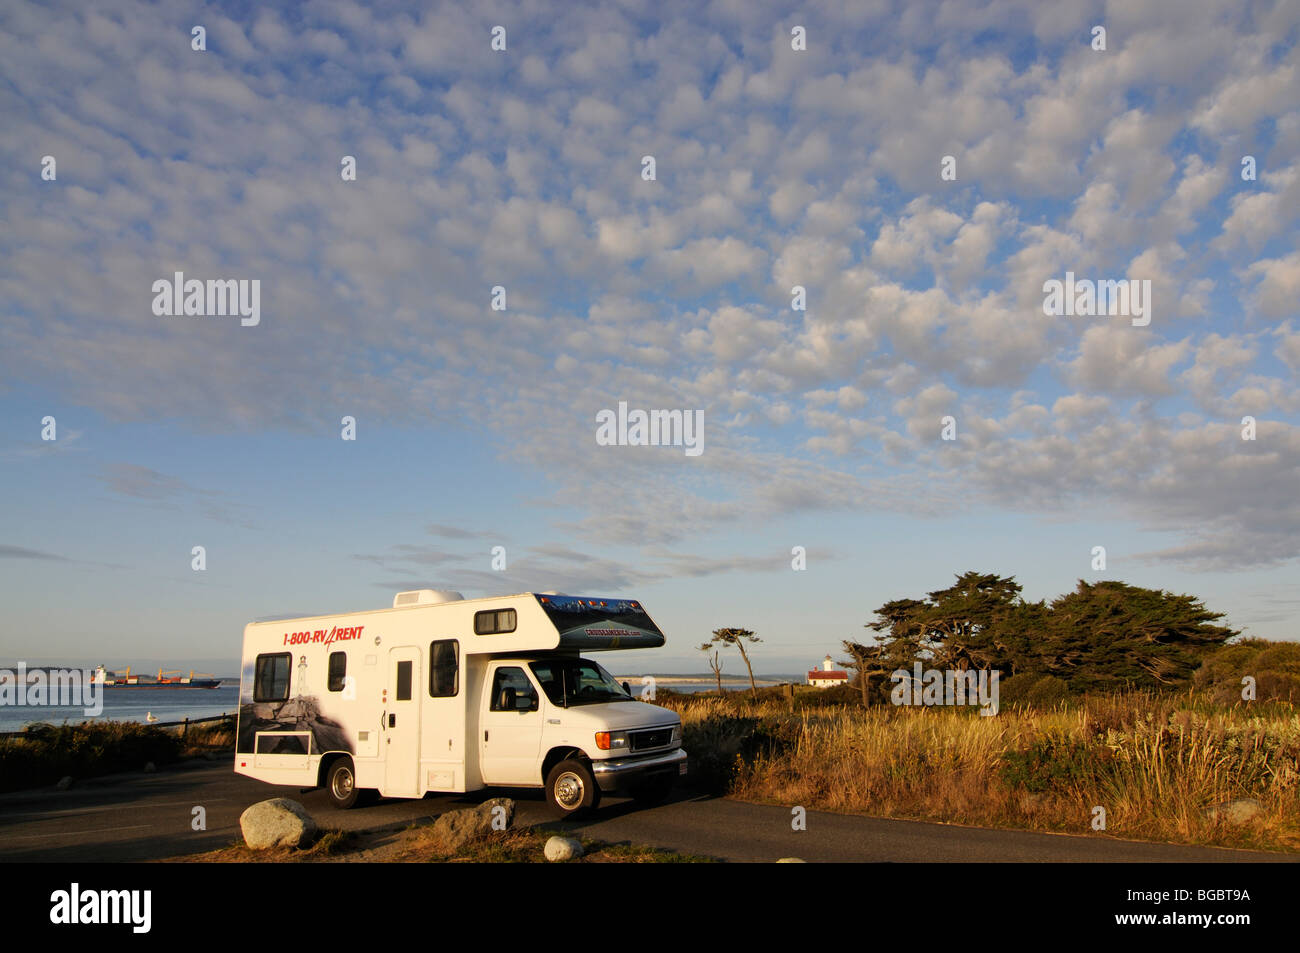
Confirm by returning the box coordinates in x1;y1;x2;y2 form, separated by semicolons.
326;757;361;810
545;759;600;818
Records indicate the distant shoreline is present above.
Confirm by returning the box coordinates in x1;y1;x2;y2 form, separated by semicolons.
615;675;791;685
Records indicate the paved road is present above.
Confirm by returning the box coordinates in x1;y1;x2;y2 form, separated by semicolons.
2;760;1294;863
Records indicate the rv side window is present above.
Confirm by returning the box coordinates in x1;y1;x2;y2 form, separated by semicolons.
474;608;517;635
327;652;347;692
395;661;413;701
253;653;291;702
429;640;459;697
489;667;537;711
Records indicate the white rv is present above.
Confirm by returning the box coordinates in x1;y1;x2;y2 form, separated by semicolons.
235;590;687;816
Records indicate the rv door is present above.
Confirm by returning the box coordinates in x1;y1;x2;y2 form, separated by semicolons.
384;646;421;796
479;663;543;786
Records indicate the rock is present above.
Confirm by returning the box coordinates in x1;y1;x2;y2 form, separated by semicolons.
544;835;583;862
776;857;806;863
240;798;318;849
56;776;73;790
431;808;491;850
1204;798;1263;826
427;797;516;852
477;797;515;831
143;762;156;773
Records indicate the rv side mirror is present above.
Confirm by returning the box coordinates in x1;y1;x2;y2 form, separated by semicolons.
622;681;631;695
498;687;516;711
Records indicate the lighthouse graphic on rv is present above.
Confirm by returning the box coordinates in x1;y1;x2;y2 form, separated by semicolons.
236;590;687;817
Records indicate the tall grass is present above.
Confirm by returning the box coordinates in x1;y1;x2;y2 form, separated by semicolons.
660;691;1300;851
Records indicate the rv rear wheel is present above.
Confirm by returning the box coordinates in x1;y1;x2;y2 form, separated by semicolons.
326;757;360;810
545;759;600;818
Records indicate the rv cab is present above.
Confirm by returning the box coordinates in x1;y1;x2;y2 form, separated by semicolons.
236;591;687;817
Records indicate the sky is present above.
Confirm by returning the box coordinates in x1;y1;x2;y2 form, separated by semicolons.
1;0;1298;677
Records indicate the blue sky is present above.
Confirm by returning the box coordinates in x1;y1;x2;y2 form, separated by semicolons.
2;0;1298;676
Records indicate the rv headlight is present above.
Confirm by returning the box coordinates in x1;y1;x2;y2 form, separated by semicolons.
671;723;683;744
595;730;629;751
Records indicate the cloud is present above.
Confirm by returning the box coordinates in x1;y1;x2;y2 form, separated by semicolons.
2;0;1298;576
94;463;256;526
0;544;70;561
1246;252;1300;318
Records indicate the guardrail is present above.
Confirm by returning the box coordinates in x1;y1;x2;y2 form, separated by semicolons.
150;712;236;730
0;712;236;739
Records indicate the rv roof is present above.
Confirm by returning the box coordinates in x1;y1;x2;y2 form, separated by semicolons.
246;592;666;651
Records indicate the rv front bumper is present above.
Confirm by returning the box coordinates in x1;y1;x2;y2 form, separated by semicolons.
590;748;688;792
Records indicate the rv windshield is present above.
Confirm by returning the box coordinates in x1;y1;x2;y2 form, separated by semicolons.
529;658;633;707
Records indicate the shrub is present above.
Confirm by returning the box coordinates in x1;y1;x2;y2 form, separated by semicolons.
999;727;1110;794
0;721;183;792
1000;674;1071;709
1195;639;1300;704
682;714;797;794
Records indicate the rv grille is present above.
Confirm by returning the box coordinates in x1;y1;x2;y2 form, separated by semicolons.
629;727;673;752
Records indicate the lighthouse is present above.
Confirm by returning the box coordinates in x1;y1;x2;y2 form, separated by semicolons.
808;654;849;688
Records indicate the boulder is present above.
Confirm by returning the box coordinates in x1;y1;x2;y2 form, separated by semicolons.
429;797;516;851
1204;798;1263;826
544;835;584;862
431;809;489;850
56;776;73;790
240;798;318;849
143;762;156;773
478;797;515;831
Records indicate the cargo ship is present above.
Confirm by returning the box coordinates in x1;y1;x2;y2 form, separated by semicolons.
91;666;223;689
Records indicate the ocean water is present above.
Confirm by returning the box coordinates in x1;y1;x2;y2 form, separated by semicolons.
621;679;787;695
0;684;240;732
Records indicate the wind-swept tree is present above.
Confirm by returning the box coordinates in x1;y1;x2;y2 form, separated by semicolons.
1040;580;1237;691
709;628;762;698
842;640;891;706
919;572;1023;670
867;573;1028;674
865;598;929;669
698;642;724;695
867;572;1237;694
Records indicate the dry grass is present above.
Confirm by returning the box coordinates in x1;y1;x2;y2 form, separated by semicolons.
660;691;1300;852
392;825;713;863
172;825;716;863
168;828;357;863
178;718;235;757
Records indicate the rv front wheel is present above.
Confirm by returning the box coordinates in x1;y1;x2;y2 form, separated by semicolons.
545;759;600;817
326;757;360;810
